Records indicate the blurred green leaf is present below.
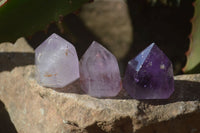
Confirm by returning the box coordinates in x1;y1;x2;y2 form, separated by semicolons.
0;0;89;43
183;0;200;73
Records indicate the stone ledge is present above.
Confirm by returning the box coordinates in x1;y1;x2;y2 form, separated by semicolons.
0;65;200;133
0;38;200;133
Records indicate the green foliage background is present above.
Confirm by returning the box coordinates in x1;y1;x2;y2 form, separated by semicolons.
0;0;89;42
0;0;200;74
183;0;200;73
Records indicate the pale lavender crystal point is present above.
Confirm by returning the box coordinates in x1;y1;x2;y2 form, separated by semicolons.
80;41;122;97
35;33;79;88
123;43;174;99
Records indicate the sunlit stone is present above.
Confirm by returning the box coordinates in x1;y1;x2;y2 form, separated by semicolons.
35;33;79;88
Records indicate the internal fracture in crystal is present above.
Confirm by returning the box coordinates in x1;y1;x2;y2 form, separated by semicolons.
79;41;122;97
35;33;79;88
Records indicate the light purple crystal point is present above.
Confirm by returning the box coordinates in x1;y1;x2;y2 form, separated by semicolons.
123;43;174;99
35;33;79;88
80;41;122;97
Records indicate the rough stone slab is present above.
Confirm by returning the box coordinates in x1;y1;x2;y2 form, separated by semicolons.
0;38;34;72
0;39;200;133
1;66;200;133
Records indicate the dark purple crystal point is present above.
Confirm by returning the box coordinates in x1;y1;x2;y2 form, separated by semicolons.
123;43;174;99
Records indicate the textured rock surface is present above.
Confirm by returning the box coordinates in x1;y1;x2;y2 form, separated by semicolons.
0;40;200;133
79;0;133;59
0;37;34;72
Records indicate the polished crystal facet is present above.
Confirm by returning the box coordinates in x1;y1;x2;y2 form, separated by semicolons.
35;33;79;88
79;41;122;97
123;43;174;99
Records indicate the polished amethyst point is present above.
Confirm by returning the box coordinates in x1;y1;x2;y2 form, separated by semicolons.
80;41;122;97
123;43;174;99
35;33;79;88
